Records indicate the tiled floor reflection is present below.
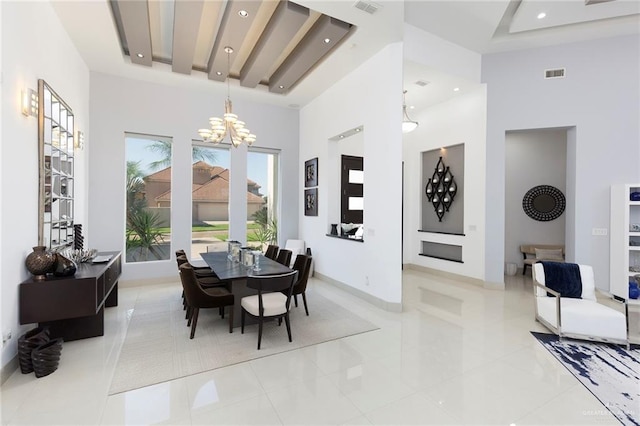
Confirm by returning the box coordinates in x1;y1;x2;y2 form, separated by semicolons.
1;270;621;425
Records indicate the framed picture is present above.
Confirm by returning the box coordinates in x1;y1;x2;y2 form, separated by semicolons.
304;188;318;216
304;157;318;188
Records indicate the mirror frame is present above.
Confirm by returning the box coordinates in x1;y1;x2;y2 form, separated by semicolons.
38;79;75;249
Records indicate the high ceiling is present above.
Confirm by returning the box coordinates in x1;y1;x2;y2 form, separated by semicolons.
51;0;639;111
109;0;354;95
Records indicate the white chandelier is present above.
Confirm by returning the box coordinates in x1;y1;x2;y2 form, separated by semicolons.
402;90;418;134
198;47;256;147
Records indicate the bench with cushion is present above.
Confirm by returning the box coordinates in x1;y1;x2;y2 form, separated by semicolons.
520;244;565;275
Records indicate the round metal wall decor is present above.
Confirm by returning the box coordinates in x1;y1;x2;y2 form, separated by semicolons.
522;185;565;222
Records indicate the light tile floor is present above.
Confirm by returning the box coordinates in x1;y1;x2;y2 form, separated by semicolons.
0;270;623;425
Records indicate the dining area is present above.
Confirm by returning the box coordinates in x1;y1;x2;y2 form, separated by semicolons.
176;242;313;350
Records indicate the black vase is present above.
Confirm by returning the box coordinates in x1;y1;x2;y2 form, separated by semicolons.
32;338;63;378
25;246;56;281
18;327;50;374
330;224;338;235
53;253;77;277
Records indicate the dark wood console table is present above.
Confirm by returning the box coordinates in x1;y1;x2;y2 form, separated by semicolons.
19;251;121;341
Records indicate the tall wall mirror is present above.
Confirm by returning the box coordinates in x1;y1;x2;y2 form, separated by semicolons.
38;79;75;249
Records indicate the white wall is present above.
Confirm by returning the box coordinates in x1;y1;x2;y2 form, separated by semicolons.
403;87;487;281
299;43;404;307
504;129;567;268
483;35;640;289
404;24;481;83
89;73;299;281
1;1;90;370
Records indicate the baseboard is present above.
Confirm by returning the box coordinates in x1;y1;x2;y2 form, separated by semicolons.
1;354;18;385
403;263;505;290
313;272;403;313
119;276;177;288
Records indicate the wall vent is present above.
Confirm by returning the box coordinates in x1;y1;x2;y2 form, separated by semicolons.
545;68;566;79
353;0;380;14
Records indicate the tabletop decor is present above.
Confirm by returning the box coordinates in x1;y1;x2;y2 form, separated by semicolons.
63;248;98;264
52;251;77;277
25;246;56;281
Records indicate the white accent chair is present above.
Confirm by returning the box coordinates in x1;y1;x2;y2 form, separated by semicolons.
532;263;629;348
284;239;305;267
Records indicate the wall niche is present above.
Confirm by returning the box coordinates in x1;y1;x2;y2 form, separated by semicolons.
421;144;464;235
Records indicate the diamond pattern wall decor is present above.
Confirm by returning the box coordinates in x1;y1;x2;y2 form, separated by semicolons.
425;157;457;222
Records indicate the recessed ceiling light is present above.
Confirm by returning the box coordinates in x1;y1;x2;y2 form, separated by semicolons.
238;10;249;17
216;71;222;76
537;12;546;19
356;128;361;132
339;135;345;139
409;105;415;110
136;53;144;58
323;38;331;44
453;87;460;92
279;85;285;89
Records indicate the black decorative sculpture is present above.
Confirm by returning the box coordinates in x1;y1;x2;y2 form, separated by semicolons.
425;157;457;222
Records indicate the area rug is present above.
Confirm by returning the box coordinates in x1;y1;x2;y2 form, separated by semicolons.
109;284;378;395
531;332;640;426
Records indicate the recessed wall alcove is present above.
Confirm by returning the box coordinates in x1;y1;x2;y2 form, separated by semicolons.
419;144;465;262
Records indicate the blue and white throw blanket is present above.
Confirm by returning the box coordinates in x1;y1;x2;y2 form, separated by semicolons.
540;261;582;298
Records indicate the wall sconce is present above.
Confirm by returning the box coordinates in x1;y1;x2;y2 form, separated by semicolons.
21;88;38;117
75;130;85;150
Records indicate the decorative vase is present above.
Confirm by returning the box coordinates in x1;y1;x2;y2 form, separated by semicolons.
629;281;640;300
32;338;63;378
53;252;77;277
25;246;56;281
330;224;338;235
17;327;50;374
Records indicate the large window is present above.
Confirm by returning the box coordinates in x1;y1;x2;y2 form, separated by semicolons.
247;149;279;250
125;133;172;263
190;144;230;256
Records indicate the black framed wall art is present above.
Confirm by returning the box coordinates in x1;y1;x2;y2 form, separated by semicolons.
305;157;318;188
304;188;318;216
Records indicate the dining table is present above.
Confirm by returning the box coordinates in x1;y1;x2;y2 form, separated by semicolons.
200;251;293;328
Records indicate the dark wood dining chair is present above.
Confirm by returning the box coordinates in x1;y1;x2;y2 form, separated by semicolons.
275;249;292;266
240;270;298;349
179;264;235;338
176;255;229;289
176;250;217;278
264;245;279;260
290;254;313;316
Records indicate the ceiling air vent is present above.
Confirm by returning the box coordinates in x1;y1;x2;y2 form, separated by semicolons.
545;68;566;79
353;0;380;15
415;80;429;87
